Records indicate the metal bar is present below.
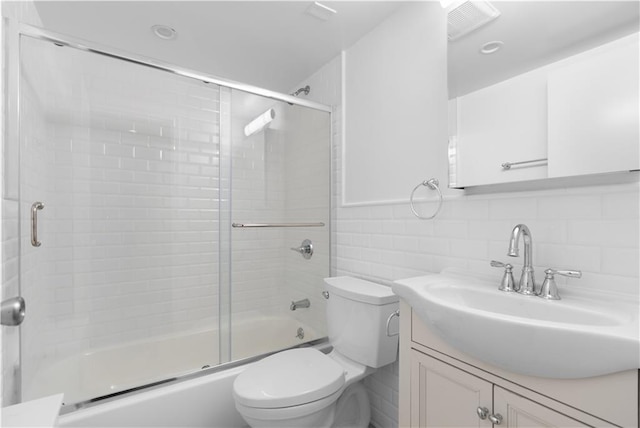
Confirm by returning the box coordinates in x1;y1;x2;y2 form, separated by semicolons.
232;222;325;228
501;158;548;170
17;23;332;113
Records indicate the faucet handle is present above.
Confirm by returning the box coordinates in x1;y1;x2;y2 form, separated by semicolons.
548;269;582;278
539;268;582;300
490;260;517;292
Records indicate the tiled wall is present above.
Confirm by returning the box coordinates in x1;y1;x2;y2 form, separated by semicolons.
296;6;640;428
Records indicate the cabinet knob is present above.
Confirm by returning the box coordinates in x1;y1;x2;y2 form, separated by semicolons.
489;413;503;425
476;406;489;420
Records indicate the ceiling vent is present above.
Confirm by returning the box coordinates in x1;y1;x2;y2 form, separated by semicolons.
448;1;500;42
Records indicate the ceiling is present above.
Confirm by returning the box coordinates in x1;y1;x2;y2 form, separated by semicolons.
19;1;640;99
33;1;404;94
448;1;640;98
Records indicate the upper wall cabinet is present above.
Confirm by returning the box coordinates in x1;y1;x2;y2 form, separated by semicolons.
547;35;639;178
449;24;639;188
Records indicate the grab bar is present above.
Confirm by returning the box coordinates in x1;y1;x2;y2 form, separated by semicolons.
501;158;548;170
232;222;325;228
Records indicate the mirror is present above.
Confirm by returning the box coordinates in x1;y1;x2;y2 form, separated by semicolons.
447;1;640;188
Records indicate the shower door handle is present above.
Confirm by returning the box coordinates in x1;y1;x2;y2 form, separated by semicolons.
31;202;44;247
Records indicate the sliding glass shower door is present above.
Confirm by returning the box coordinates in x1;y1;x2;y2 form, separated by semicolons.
10;30;331;409
18;36;224;404
228;90;330;360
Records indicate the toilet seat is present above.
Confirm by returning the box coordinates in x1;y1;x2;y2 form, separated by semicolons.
233;348;345;409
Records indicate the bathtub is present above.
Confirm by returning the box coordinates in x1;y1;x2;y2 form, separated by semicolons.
36;317;324;427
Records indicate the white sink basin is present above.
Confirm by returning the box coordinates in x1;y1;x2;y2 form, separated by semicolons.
393;270;640;379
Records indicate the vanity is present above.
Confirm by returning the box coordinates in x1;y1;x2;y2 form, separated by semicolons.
393;272;639;427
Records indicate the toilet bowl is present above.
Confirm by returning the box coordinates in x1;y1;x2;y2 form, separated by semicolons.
232;276;399;428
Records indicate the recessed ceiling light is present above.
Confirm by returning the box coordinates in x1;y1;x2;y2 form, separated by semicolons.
152;25;177;41
480;40;503;54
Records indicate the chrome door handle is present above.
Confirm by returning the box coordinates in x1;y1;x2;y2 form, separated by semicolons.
290;239;313;259
476;406;489;420
1;297;26;326
488;413;503;425
31;202;44;247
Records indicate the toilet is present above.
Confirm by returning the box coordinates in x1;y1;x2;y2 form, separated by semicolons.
232;276;399;428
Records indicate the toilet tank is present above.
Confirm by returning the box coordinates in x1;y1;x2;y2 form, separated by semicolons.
323;276;399;368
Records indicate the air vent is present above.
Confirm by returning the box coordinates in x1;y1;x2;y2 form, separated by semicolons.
448;1;500;41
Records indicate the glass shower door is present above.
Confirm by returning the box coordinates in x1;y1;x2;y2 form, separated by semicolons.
228;89;331;359
18;35;225;405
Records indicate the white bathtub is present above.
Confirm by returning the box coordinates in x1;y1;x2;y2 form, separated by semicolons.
36;317;323;427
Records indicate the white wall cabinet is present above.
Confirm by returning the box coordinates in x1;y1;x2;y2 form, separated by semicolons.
453;71;548;187
451;32;639;188
547;34;639;178
398;301;639;428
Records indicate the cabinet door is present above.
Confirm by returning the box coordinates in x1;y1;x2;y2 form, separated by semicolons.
454;71;548;187
548;33;639;177
410;350;492;428
494;386;590;427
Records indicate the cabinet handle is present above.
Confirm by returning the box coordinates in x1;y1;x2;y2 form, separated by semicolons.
476;406;489;420
489;413;503;425
501;158;547;170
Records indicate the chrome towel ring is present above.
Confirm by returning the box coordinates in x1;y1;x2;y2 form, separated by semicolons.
409;178;443;220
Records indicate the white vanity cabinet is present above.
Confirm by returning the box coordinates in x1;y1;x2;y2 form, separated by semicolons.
399;301;639;428
411;350;492;427
411;350;590;427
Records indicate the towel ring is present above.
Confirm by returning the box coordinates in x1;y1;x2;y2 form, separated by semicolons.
409;178;443;220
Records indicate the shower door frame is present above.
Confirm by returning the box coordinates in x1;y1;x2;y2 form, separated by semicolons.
4;20;333;410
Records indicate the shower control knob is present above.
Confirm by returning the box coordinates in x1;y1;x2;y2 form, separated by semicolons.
322;291;329;299
290;239;313;259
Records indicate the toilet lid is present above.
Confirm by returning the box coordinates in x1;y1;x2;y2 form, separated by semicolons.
233;348;345;409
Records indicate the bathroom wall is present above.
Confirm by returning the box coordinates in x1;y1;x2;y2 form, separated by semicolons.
298;2;640;427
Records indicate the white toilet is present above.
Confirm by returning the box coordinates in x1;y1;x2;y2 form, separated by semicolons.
232;276;399;428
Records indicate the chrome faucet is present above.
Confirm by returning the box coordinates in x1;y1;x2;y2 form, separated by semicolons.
290;298;310;311
507;224;537;295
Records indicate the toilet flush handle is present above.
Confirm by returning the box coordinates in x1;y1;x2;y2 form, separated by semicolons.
385;310;400;337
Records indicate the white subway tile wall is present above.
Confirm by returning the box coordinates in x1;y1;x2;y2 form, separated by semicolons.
298;51;639;428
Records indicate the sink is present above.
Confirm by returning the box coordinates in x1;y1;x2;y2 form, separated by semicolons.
392;270;640;379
